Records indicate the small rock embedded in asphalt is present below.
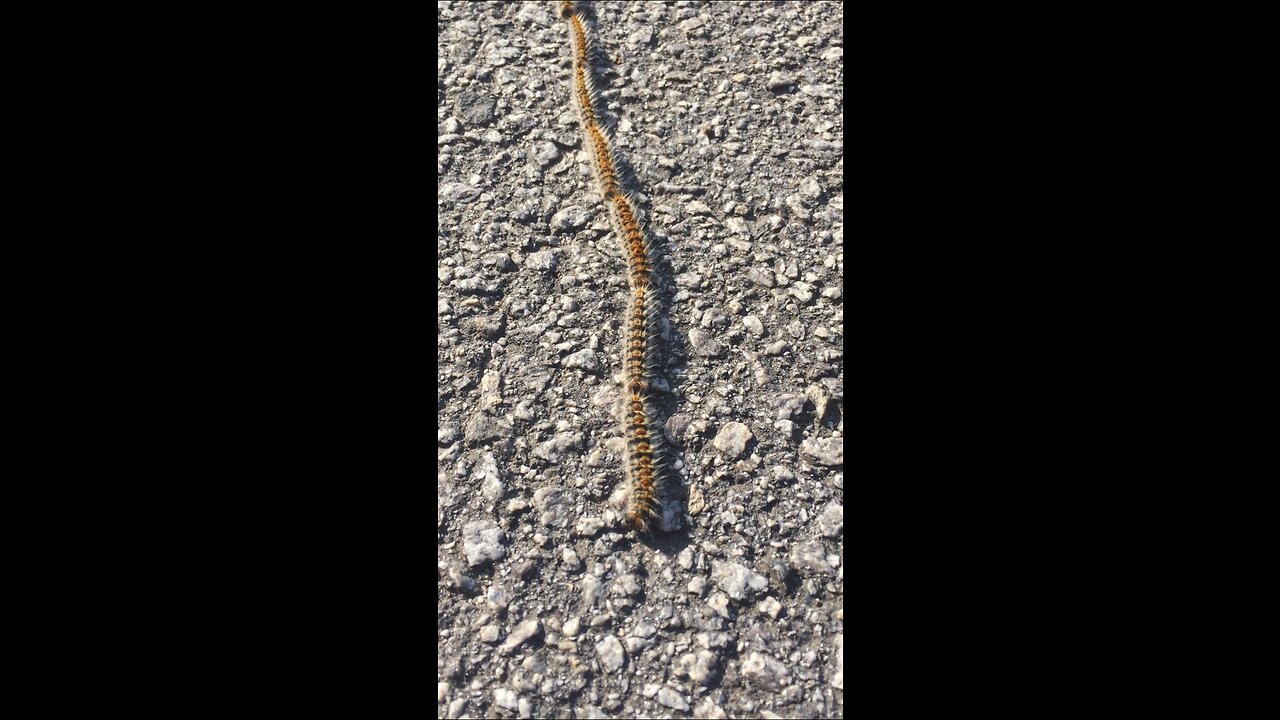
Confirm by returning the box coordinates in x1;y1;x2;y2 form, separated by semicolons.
478;452;503;500
707;592;731;619
533;431;585;463
461;521;506;567
525;250;558;272
552;206;591;233
493;688;519;711
790;541;836;576
712;422;754;459
562;348;600;372
575;516;605;537
456;90;496;125
595;634;626;672
767;71;796;91
535;141;561;167
656;686;690;711
499;619;542;654
695;698;728;719
442;183;481;204
711;559;769;600
741;651;792;691
817;501;844;537
800;436;843;466
675;649;721;685
562;548;582;571
688;328;723;357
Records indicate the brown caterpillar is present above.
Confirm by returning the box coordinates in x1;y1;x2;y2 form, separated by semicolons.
561;0;664;533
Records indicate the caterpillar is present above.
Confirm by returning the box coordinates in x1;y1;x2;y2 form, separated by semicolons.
560;0;665;533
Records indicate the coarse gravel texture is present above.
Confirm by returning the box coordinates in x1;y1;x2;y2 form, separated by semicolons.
438;1;843;718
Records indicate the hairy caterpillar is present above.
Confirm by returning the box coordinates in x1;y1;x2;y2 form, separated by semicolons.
560;0;665;533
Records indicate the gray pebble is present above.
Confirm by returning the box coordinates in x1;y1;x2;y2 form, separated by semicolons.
485;586;510;611
800;436;843;466
461;521;506;567
438;425;458;445
581;575;603;608
464;414;514;445
551;206;591;233
743;315;765;336
789;281;815;303
767;71;796;91
790;541;835;576
675;649;721;685
758;596;783;618
741;651;791;691
785;195;811;221
665;413;692;443
688;328;722;357
494;688;519;711
800;84;840;99
707;592;731;618
656;687;689;711
562;617;581;637
764;340;790;355
711;559;769;600
478;452;503;500
696;631;730;649
447;698;466;719
562;348;600;372
533;431;584;463
774;419;799;442
479;369;503;411
610;573;641;597
712;422;754;458
675;272;704;288
575;516;605;537
525;250;558;272
562;548;582;571
499;619;542;654
747;267;775;287
534;141;561;167
595;635;626;673
442;183;481;204
456;90;496;125
694;699;727;719
817;501;844;537
685;200;713;216
444;565;476;594
486;252;516;272
676;547;694;569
